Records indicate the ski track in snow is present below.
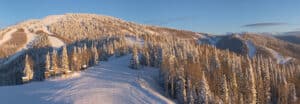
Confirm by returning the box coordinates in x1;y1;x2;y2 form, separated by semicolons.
0;55;174;104
265;47;292;64
246;40;256;58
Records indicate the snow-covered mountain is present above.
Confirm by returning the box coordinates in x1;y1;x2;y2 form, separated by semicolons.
1;13;299;66
198;33;299;64
0;13;300;104
276;31;300;44
0;14;199;63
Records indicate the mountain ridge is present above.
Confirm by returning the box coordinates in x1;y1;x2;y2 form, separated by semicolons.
1;13;300;65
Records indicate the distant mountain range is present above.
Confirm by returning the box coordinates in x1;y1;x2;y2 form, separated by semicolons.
275;31;300;44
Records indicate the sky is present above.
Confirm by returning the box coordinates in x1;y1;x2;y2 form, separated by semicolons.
0;0;300;34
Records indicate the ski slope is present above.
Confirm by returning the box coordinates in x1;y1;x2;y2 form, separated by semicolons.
246;40;256;58
0;29;17;46
265;47;292;64
0;55;174;104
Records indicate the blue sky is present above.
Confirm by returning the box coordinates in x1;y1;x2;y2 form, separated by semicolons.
0;0;300;34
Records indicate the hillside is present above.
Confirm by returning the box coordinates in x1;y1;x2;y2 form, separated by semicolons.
240;33;300;64
0;13;299;104
0;13;199;62
2;13;299;65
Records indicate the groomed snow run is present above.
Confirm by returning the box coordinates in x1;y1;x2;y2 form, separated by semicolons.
197;34;221;46
0;29;17;46
265;47;292;64
246;40;256;58
0;55;174;104
2;29;38;65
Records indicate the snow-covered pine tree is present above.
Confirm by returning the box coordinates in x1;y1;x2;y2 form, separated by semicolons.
145;52;150;66
220;75;229;104
44;52;51;78
186;76;194;104
245;57;257;104
197;72;211;104
261;57;271;104
230;71;239;104
51;50;59;75
101;44;109;61
288;83;298;104
61;46;71;74
140;48;150;67
82;44;89;66
129;46;140;69
239;93;244;104
22;54;34;82
92;45;99;65
71;47;79;71
176;67;187;104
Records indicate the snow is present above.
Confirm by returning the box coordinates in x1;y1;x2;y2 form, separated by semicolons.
24;28;38;49
0;29;17;46
0;55;174;104
125;36;145;47
24;15;63;35
265;47;292;64
198;34;221;45
41;15;64;26
48;36;65;48
246;40;256;58
2;28;38;65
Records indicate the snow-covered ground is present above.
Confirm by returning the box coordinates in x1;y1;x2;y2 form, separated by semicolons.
246;40;256;58
0;29;17;46
0;55;174;104
24;28;38;49
265;47;292;64
197;34;221;46
48;36;65;48
1;28;38;65
125;36;144;47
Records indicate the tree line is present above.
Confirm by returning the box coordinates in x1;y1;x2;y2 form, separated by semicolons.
0;31;299;104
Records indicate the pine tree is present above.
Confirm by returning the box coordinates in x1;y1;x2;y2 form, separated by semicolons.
239;93;244;104
23;54;34;82
261;58;271;104
231;72;239;104
51;50;59;75
186;77;195;104
197;72;211;104
92;45;99;65
61;46;70;74
245;57;257;104
288;83;297;104
130;46;140;69
176;67;187;104
44;52;51;78
220;75;229;104
71;47;79;71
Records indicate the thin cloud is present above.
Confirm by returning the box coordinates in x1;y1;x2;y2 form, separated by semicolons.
294;28;300;31
242;22;288;28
